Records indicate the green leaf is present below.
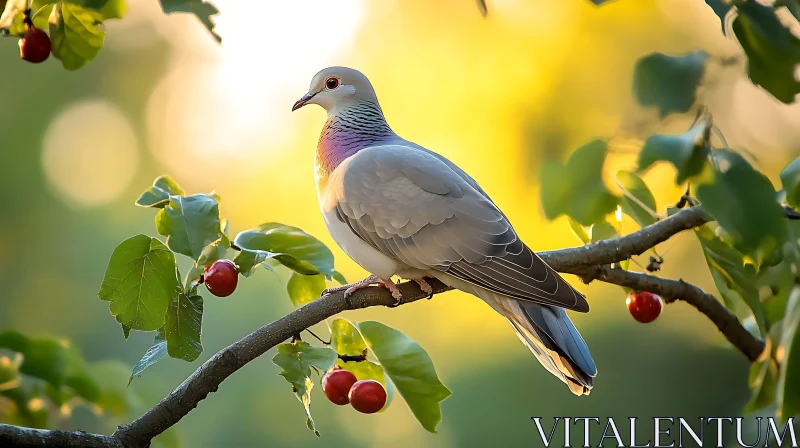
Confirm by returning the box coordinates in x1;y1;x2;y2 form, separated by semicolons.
757;248;796;328
64;368;102;403
272;341;337;436
567;218;591;244
781;157;800;209
30;2;55;30
590;220;618;243
540;139;618;226
332;271;347;286
778;286;800;419
159;0;220;43
100;0;125;19
696;150;786;262
617;171;657;227
568;219;591;244
286;272;326;306
745;357;779;413
0;331;68;386
0;332;101;403
633;52;708;117
65;0;104;10
733;0;800;104
695;225;766;336
637;119;711;185
49;1;105;70
165;294;203;362
156;194;223;260
330;318;368;356
1;384;49;429
129;328;167;385
0;356;19;385
356;321;451;433
136;176;184;208
233;223;335;277
98;235;181;331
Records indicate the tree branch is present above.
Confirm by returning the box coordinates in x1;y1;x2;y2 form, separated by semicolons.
0;425;120;447
561;265;765;362
113;280;450;447
537;207;712;268
0;205;765;447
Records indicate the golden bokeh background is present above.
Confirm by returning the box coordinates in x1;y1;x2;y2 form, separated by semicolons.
1;0;799;446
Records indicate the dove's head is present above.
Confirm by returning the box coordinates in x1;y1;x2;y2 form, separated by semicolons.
292;67;378;114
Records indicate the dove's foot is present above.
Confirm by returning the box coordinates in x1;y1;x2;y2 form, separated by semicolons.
321;275;401;302
383;279;403;306
321;274;380;297
409;277;434;298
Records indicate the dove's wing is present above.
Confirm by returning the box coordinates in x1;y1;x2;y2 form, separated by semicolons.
328;144;589;312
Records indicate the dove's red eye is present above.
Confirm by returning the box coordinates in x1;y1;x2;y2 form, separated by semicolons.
325;77;340;90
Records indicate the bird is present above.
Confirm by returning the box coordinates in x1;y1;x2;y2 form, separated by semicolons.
292;67;596;395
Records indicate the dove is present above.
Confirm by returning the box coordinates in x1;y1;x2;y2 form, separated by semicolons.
292;67;596;395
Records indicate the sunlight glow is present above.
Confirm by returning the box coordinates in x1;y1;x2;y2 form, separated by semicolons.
146;0;364;177
42;100;139;207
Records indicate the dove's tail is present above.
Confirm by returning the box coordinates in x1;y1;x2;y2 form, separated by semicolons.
436;273;596;395
504;299;596;395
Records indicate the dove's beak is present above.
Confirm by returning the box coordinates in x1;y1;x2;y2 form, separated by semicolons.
292;92;316;112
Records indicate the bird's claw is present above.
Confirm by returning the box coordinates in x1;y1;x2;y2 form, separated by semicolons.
410;277;433;295
383;280;404;307
344;284;368;297
322;275;404;307
320;274;380;297
406;277;434;300
320;285;347;296
386;296;403;308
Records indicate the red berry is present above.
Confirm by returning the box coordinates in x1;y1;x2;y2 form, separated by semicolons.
348;379;387;414
204;259;239;297
322;369;357;405
626;290;663;323
19;26;51;63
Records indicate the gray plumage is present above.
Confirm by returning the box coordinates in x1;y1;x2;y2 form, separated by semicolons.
294;67;597;395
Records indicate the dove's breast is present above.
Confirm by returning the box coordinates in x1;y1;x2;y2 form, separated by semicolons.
316;155;400;279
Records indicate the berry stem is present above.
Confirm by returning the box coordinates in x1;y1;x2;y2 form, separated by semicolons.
304;329;330;345
22;8;32;29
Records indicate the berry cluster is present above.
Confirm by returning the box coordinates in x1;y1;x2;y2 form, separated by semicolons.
322;368;387;414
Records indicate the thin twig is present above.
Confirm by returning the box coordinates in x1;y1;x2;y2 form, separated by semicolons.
305;329;330;345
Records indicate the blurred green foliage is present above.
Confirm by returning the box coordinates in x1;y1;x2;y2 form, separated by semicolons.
1;0;800;446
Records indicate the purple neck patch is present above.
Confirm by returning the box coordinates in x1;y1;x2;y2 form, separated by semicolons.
315;101;395;177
